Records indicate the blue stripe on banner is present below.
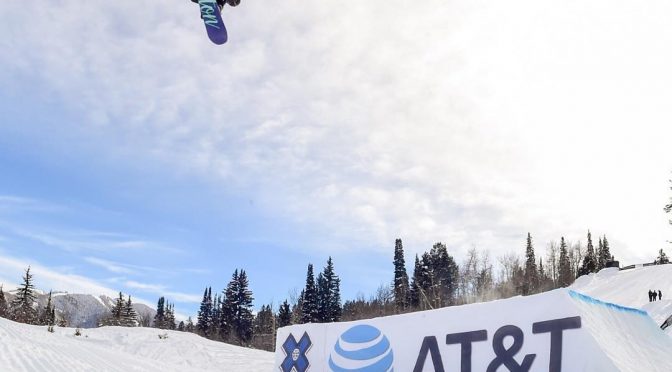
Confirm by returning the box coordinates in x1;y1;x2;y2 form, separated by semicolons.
568;290;648;316
328;350;394;372
335;337;391;361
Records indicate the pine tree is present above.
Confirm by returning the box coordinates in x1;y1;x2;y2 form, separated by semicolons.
185;316;195;333
579;231;598;276
278;300;292;328
317;257;341;323
316;272;327;322
538;257;549;291
49;308;56;331
0;285;7;318
11;266;38;324
596;238;606;270
301;264;319;323
293;290;305;325
212;294;223;338
123;296;137;327
112;292;125;326
409;255;421;309
393;239;410;312
512;264;526;295
429;243;459;307
233;270;254;345
165;303;176;330
253;304;274;338
417;252;434;309
221;269;255;343
221;272;239;340
600;236;612;267
558;237;573;287
40;290;55;326
197;288;212;336
178;321;185;331
330;275;341;322
655;249;670;264
523;233;539;295
154;296;166;329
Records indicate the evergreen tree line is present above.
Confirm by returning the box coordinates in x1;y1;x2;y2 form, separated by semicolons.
152;296;177;330
156;258;343;352
340;231;618;321
293;257;342;325
189;269;255;346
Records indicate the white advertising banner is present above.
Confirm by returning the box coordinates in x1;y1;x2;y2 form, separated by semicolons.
274;289;659;372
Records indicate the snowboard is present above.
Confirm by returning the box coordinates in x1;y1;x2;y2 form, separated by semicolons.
198;0;228;45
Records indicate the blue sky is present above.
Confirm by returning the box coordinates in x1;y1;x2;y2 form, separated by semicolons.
0;70;392;315
2;0;672;317
0;90;392;314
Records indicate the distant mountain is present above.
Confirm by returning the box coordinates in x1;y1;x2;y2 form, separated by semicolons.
3;290;155;328
51;292;156;328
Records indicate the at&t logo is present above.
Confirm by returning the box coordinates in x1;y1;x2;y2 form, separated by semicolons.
329;324;394;372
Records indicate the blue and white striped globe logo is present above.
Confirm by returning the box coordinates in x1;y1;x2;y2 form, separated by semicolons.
329;324;394;372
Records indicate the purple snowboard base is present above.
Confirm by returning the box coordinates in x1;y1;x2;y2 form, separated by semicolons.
198;0;228;45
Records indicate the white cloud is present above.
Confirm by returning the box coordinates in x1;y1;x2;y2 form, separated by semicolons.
84;256;209;277
0;195;64;214
1;0;672;265
124;281;201;303
0;253;123;299
84;257;138;275
5;225;182;255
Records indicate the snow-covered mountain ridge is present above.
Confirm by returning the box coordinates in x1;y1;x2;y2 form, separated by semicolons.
3;290;155;328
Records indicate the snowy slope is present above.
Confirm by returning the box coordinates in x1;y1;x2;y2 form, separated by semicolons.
567;290;672;371
0;317;273;372
570;264;672;325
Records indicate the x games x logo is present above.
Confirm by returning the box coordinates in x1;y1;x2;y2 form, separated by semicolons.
280;332;312;372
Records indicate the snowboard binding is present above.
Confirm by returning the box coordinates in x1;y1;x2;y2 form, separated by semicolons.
191;0;238;10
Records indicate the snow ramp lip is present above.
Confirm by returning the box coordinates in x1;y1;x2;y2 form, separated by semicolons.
568;289;648;317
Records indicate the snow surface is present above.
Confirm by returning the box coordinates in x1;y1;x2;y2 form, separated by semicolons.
0;318;273;372
570;264;672;325
567;290;672;370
